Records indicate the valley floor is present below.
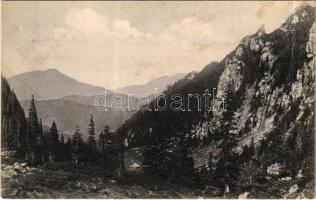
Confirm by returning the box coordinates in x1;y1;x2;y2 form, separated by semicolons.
1;157;314;199
1;160;207;198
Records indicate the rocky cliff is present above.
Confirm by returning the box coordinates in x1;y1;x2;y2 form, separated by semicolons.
207;6;315;151
118;6;315;196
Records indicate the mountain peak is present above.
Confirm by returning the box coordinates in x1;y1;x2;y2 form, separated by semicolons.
8;68;106;100
44;68;60;73
256;24;265;37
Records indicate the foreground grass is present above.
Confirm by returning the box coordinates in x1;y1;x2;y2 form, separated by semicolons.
1;157;314;198
1;160;208;198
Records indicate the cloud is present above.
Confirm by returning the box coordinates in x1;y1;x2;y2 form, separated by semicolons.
167;16;215;42
63;8;149;39
48;8;222;89
112;19;147;38
5;2;308;89
65;8;108;35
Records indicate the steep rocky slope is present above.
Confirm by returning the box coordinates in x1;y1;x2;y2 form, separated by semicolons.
198;5;315;151
118;6;315;194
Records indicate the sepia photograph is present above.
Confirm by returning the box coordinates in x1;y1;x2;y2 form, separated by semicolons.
1;1;315;198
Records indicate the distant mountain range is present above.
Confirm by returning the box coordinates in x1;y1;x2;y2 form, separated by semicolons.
8;68;185;138
115;73;185;97
9;69;185;100
8;69;108;101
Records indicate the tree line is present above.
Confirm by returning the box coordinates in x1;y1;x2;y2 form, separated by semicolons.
1;76;122;168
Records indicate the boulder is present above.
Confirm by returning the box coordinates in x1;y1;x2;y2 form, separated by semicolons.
238;191;249;199
7;169;17;176
289;184;299;194
13;162;20;170
280;177;292;181
307;53;314;59
20;163;27;167
148;190;154;196
267;163;283;175
296;169;303;179
89;183;97;191
20;168;27;173
129;163;141;168
4;165;13;170
75;181;82;188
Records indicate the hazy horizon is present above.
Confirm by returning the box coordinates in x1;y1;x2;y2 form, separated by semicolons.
6;68;186;90
2;1;314;90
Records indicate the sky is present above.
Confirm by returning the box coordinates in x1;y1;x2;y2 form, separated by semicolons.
2;1;314;89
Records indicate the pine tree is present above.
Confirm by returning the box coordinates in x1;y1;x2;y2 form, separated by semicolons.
207;152;214;179
172;128;195;185
38;119;44;138
241;137;256;163
87;115;97;150
57;136;72;162
66;137;71;146
250;137;255;159
72;126;82;149
143;123;169;178
72;126;82;164
49;121;59;159
259;128;285;166
99;125;111;152
1;76;28;158
214;83;239;187
104;125;110;137
49;121;59;142
28;95;40;145
28;95;44;163
60;132;65;145
98;131;105;152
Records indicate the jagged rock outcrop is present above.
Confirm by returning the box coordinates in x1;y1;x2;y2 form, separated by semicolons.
119;6;315;191
193;6;315;156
